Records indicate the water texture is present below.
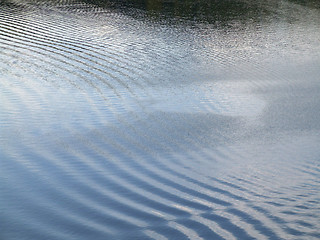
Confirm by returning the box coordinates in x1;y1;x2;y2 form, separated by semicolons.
1;0;320;239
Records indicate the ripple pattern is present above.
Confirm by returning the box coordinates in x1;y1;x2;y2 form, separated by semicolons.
1;1;320;240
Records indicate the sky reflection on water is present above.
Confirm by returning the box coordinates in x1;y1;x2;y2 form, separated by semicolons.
1;0;320;239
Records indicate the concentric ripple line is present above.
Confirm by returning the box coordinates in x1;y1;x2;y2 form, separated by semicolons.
0;9;172;86
50;136;200;239
0;22;155;94
58;123;228;224
0;44;128;134
109;121;231;188
0;56;115;137
90;121;228;195
144;230;168;240
114;37;188;74
0;12;143;70
91;136;232;209
52;130;195;220
201;211;260;240
3;135;173;234
131;151;248;203
82;121;240;210
103;130;291;239
0;29;133;96
211;177;271;200
0;35;122;97
2;148;120;238
74;5;191;73
64;130;217;213
0;34;156;165
1;148;141;234
191;215;237;240
0;40;115;100
0;42;150;128
248;204;291;239
209;146;283;197
230;208;284;239
1;34;157;176
168;221;204;240
0;45;84;90
0;19;149;90
0;15;169;113
94;120;290;238
173;218;226;240
5;1;191;80
94;135;234;208
87;113;258;213
0;12;186;106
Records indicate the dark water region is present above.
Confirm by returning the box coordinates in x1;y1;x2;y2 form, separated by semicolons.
83;0;268;22
1;0;320;239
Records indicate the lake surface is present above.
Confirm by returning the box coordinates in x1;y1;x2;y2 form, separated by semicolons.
1;0;320;239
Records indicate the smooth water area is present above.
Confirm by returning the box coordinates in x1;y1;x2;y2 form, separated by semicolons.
1;0;320;239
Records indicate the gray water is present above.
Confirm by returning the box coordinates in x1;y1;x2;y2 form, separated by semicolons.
1;0;320;239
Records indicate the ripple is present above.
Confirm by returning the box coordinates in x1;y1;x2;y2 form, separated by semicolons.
1;1;320;240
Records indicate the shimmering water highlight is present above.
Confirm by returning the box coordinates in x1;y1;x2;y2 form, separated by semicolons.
1;1;320;239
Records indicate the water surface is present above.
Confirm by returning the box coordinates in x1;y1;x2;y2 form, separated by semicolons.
1;0;320;239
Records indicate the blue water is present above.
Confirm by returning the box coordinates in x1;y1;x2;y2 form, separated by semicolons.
1;0;320;239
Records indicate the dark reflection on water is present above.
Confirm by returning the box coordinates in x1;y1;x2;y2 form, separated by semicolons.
1;0;320;239
84;0;269;23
